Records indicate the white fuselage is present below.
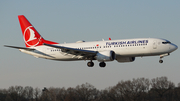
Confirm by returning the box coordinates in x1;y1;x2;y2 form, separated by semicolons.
19;38;178;62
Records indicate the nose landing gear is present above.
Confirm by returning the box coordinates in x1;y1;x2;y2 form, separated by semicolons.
159;59;163;63
159;53;170;63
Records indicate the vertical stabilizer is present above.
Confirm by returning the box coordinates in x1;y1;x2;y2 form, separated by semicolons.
18;15;57;47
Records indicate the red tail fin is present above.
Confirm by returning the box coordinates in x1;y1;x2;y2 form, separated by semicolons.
18;15;58;47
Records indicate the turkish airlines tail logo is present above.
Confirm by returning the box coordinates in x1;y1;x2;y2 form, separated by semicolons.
26;27;37;42
23;26;42;47
18;15;58;47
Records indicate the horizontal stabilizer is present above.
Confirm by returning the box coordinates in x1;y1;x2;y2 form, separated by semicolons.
4;45;35;51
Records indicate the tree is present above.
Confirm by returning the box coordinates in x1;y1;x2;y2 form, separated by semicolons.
173;83;180;101
0;89;7;101
75;83;99;101
64;87;77;101
56;87;67;101
100;87;123;101
34;87;41;101
24;86;34;101
114;78;150;101
150;76;175;101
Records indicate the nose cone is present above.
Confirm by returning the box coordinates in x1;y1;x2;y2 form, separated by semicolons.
170;44;178;52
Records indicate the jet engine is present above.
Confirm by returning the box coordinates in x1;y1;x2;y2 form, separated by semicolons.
96;50;116;62
116;57;135;62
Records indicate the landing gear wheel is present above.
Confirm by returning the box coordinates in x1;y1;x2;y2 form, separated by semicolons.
99;62;106;67
87;62;94;67
159;60;163;63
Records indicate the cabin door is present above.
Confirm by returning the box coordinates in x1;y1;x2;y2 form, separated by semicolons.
153;40;157;49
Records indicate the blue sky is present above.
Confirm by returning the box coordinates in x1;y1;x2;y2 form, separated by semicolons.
0;1;180;89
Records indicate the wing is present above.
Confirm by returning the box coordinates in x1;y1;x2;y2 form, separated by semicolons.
43;43;97;58
4;45;35;51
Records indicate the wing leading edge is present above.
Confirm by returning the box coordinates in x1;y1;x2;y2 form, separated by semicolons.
43;43;97;57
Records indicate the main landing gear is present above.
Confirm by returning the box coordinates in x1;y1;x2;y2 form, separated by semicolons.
87;61;106;67
87;61;94;67
99;62;106;67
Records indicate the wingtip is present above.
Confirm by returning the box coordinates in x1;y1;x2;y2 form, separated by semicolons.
4;45;8;47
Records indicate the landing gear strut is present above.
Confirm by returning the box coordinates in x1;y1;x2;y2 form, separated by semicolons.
159;53;169;63
99;62;106;67
159;56;163;63
87;60;94;67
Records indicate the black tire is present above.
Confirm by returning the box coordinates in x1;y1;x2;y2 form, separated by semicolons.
99;62;106;67
159;60;163;63
87;62;94;67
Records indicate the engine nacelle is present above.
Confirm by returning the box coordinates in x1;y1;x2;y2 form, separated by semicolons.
116;57;135;62
96;50;116;62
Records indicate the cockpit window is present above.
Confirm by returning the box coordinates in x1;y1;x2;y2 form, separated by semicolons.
162;41;171;44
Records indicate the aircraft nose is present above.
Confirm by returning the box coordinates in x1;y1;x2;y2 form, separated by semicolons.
170;44;178;51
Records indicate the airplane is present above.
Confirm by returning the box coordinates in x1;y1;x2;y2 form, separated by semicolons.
4;15;178;67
